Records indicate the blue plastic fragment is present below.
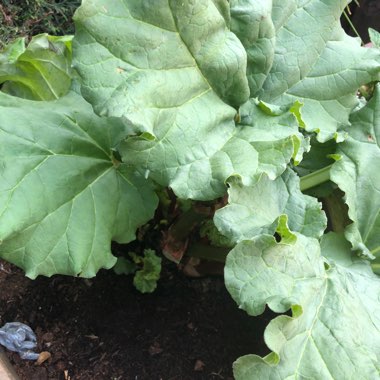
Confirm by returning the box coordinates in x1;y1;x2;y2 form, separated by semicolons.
0;322;40;360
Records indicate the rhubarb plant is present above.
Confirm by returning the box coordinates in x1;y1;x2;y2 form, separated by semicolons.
1;0;380;378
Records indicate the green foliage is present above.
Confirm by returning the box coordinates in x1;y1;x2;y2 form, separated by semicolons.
0;0;380;378
114;250;162;293
0;34;73;100
227;232;380;379
331;85;380;260
132;250;162;294
0;92;158;278
214;168;327;243
232;0;380;142
369;28;380;48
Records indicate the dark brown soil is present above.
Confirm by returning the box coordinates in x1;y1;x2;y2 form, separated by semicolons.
0;259;273;380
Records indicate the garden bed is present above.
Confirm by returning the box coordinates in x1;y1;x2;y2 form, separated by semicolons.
0;1;380;380
0;259;272;379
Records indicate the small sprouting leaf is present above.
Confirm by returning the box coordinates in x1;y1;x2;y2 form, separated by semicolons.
113;249;161;293
133;249;162;293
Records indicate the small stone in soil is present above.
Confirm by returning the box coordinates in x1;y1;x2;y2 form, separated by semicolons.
55;360;66;371
194;359;205;372
148;342;163;356
41;332;54;343
187;322;195;330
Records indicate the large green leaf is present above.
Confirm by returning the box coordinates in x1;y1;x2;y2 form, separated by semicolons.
73;1;322;200
215;168;326;243
0;34;73;100
119;99;305;200
0;92;158;278
243;0;380;142
229;0;276;94
225;232;380;379
72;0;258;200
263;0;347;99
73;0;249;117
331;84;380;261
118;100;255;200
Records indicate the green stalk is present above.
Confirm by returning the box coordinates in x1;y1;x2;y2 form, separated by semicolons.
371;262;380;275
186;243;229;263
167;207;208;241
299;164;332;192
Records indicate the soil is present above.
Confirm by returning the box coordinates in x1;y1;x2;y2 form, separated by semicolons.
0;258;273;380
343;0;380;42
